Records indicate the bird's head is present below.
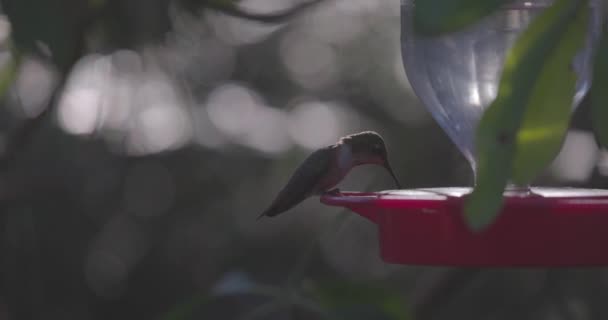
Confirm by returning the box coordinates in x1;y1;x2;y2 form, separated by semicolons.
340;131;401;188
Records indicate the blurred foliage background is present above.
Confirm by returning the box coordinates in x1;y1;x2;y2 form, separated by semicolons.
0;0;607;319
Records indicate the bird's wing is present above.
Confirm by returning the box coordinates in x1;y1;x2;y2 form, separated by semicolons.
261;146;334;217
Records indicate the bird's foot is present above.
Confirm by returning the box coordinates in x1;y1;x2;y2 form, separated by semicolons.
323;188;342;196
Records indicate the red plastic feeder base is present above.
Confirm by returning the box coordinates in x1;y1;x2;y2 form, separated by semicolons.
320;187;608;267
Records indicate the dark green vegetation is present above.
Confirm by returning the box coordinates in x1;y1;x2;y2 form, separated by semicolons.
0;0;607;319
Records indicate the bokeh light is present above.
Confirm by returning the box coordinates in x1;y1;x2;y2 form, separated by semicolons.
206;82;292;154
206;83;263;137
280;30;339;90
58;87;103;135
2;1;605;319
287;99;343;149
550;130;599;183
14;58;58;118
126;78;192;155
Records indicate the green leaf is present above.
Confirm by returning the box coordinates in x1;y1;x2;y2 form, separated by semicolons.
413;0;513;35
163;294;209;320
0;47;21;99
465;0;586;231
591;27;608;147
512;3;588;183
309;281;411;320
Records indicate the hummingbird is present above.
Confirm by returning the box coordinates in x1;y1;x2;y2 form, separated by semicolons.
258;131;401;219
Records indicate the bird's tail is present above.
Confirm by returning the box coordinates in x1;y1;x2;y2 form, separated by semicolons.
257;205;274;220
256;211;266;220
257;203;281;220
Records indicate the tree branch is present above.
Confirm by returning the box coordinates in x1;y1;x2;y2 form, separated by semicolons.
205;0;326;24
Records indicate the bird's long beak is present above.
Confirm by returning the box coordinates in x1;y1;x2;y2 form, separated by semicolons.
383;160;401;189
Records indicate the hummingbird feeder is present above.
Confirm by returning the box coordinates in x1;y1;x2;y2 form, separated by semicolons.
321;0;608;267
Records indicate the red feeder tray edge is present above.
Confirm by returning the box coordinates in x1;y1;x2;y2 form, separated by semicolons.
321;188;608;267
